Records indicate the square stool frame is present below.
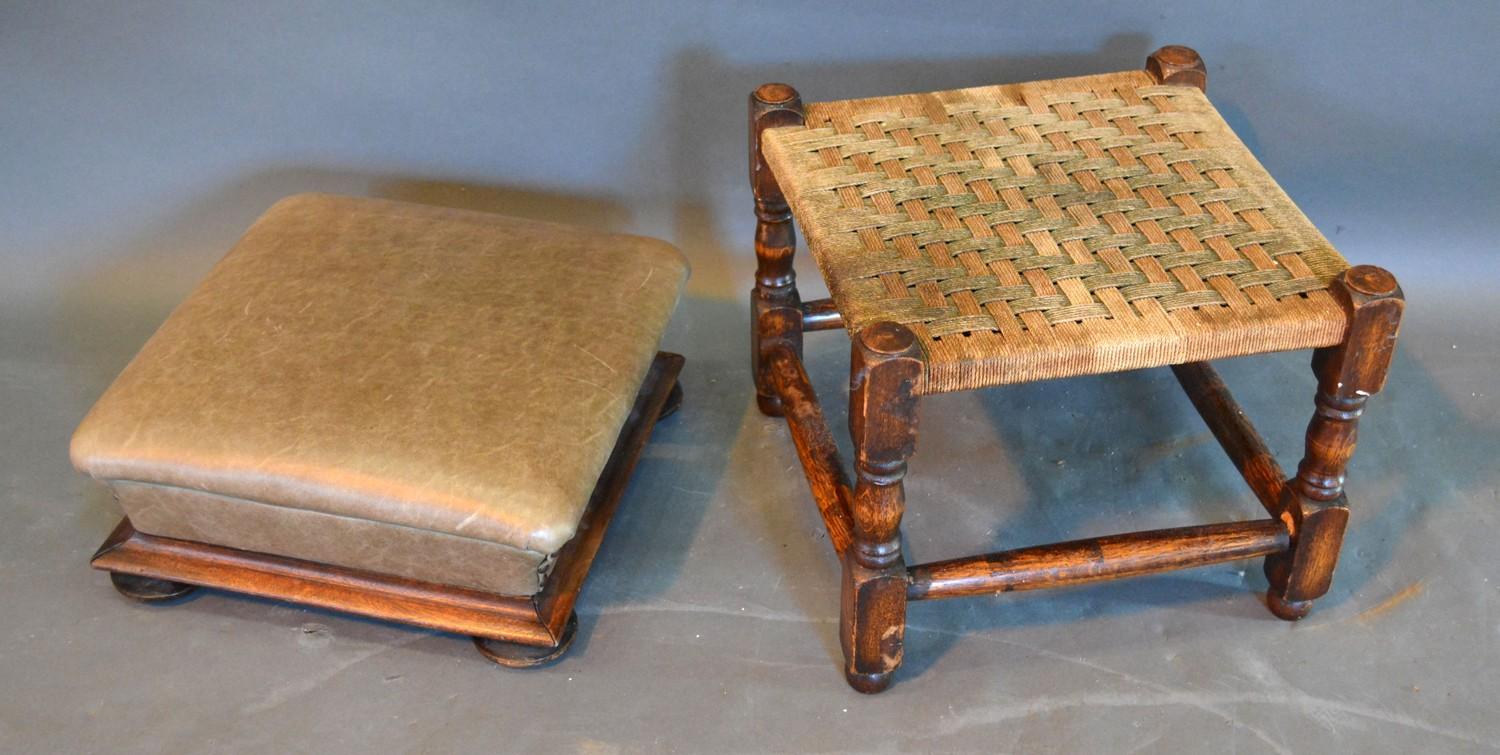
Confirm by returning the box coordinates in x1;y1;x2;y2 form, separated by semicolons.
748;47;1403;693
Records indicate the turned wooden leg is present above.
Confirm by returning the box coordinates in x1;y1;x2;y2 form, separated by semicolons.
110;571;197;602
1266;265;1404;620
842;323;922;693
749;83;806;417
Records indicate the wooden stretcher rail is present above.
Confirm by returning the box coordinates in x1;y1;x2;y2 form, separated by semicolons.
767;345;854;555
800;298;844;331
1170;361;1287;515
906;519;1290;601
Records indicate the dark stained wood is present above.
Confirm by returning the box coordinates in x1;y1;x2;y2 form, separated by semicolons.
750;83;808;417
1146;45;1207;90
109;571;197;602
800;298;845;331
907;519;1290;600
93;519;557;646
841;322;922;693
92;352;685;660
765;341;855;555
1293;267;1404;503
533;352;685;640
473;614;578;668
1171;361;1287;515
1266;266;1403;619
752;48;1406;691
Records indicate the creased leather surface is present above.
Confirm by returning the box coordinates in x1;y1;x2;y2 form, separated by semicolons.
72;193;687;558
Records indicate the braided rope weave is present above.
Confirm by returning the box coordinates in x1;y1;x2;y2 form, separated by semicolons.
761;72;1349;392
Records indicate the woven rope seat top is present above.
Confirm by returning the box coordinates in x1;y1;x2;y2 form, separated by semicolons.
761;70;1351;394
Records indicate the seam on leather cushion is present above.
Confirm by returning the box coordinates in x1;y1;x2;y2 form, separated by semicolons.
104;477;552;559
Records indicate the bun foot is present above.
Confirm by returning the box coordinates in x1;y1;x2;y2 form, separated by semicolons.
473;612;577;668
844;669;895;694
756;392;784;417
1265;591;1313;621
1262;555;1312;620
110;571;197;602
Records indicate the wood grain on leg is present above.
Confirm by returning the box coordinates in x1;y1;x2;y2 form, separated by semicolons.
1172;362;1287;515
109;571;197;602
766;339;855;556
842;323;921;693
1266;266;1403;619
749;83;806;416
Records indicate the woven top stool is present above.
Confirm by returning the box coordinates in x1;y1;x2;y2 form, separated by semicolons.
748;46;1403;692
74;193;688;666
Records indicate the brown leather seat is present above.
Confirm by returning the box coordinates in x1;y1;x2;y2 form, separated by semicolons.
72;193;688;596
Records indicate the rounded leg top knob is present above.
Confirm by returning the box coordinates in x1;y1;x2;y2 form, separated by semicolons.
1147;45;1207;90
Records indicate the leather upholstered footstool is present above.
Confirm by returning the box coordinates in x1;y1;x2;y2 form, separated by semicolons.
72;193;688;665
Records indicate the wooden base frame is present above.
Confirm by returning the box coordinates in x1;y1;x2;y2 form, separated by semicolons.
750;49;1405;693
92;352;685;667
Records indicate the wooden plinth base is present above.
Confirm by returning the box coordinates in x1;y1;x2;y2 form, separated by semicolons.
91;352;684;663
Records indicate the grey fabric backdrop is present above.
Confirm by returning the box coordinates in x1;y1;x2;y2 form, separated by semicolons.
4;1;1498;752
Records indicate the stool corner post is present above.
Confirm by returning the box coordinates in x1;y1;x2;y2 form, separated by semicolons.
1146;45;1207;91
1266;265;1403;618
842;322;922;692
749;83;807;416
